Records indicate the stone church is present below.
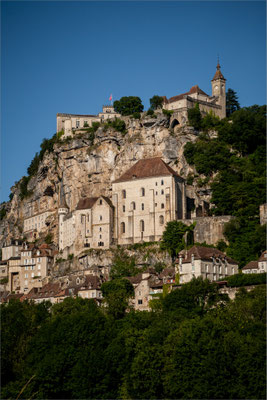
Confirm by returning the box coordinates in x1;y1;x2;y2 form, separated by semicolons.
163;62;226;128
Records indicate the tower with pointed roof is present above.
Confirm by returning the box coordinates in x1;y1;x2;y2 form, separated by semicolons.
211;60;226;118
58;182;69;251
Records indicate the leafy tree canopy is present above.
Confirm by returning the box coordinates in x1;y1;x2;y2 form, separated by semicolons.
101;278;134;318
113;96;144;116
187;103;202;130
149;95;163;110
160;221;195;258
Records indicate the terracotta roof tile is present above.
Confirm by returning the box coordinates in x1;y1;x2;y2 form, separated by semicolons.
113;157;182;183
242;261;259;270
76;197;98;210
178;246;238;264
258;251;267;262
211;63;226;81
167;85;209;104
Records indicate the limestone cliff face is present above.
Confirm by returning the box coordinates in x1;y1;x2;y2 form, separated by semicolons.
0;113;208;246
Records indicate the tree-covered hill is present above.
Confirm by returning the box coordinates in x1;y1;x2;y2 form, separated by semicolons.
184;105;266;267
1;279;266;399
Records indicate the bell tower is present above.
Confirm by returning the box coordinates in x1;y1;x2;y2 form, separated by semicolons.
211;60;226;118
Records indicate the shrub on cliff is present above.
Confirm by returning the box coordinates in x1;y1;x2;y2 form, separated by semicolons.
149;95;163;110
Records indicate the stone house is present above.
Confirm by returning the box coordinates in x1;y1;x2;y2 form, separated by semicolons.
242;251;267;274
57;106;121;137
2;239;22;261
8;243;53;294
163;62;226;128
23;210;54;239
77;275;103;303
112;157;186;245
177;246;238;284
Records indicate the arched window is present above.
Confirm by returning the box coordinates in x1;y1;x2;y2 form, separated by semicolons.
131;201;136;210
141;203;144;210
161;203;164;209
161;180;164;185
121;222;125;234
122;190;126;199
140;220;145;232
140;187;145;197
159;215;164;225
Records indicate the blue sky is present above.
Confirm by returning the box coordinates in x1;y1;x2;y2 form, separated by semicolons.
1;1;266;202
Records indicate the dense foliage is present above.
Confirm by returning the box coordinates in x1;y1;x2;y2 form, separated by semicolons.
221;272;266;287
184;105;266;266
149;95;163;110
113;96;144;116
226;88;240;117
1;280;265;399
160;221;195;258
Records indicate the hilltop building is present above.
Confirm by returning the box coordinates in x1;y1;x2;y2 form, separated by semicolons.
57;105;121;137
163;62;226;128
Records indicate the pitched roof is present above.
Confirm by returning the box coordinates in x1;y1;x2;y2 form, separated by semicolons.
167;85;209;104
242;261;259;270
113;157;182;183
76;196;113;210
76;197;98;210
258;251;267;262
179;246;238;264
211;63;226;81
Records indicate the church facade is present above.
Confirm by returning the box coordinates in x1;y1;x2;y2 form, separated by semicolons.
58;158;187;253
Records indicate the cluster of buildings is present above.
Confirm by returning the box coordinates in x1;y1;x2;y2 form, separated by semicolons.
1;62;266;307
56;62;226;137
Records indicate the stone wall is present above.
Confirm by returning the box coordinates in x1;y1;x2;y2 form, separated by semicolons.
183;216;232;245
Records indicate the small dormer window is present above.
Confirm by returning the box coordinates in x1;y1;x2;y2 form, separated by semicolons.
99;199;102;205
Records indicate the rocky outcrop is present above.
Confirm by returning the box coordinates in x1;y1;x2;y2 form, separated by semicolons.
0;112;207;247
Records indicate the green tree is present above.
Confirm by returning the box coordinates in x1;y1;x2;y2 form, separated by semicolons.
226;88;240;117
113;96;144;116
110;247;139;279
187;103;202;130
160;221;195;258
149;95;163;110
101;278;134;318
27;153;41;176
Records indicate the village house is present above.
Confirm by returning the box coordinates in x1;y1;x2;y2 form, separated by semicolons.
242;251;267;274
112;157;186;245
176;246;239;284
7;243;53;294
2;239;22;261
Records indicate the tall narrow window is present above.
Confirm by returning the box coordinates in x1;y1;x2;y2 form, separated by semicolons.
140;220;145;232
121;222;125;234
131;201;136;210
161;180;164;185
159;215;164;225
141;203;144;210
123;205;125;212
122;190;126;199
141;187;145;197
161;203;164;209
